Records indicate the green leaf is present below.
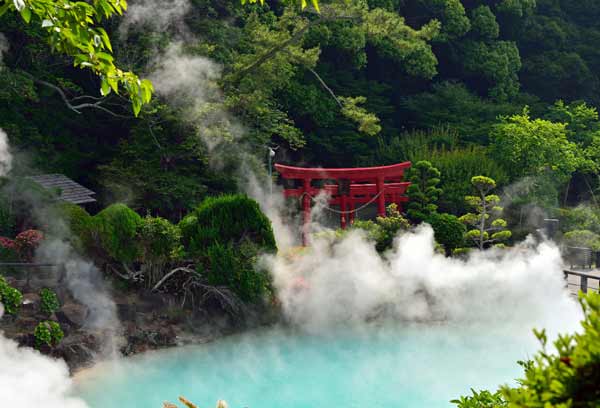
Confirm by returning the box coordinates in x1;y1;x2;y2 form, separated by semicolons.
20;6;31;23
100;78;111;96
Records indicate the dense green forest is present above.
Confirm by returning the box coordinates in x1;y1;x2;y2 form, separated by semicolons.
3;0;600;226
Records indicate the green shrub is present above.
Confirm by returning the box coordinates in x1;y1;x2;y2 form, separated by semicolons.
177;214;198;250
559;206;600;235
34;321;64;349
56;202;95;250
182;195;276;302
0;275;22;314
206;241;270;302
452;389;507;407
563;229;600;250
182;194;276;257
39;288;60;315
139;215;183;263
427;213;466;255
94;203;142;263
0;197;16;237
351;203;410;252
454;292;600;407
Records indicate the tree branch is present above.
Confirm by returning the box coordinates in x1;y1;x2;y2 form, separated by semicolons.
22;72;132;118
306;66;343;108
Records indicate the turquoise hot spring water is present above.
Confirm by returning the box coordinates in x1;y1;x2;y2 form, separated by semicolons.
75;323;538;408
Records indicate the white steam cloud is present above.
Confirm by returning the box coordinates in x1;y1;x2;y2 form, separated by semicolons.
37;240;122;358
148;42;222;109
119;0;191;38
0;331;89;408
0;128;13;177
257;193;582;338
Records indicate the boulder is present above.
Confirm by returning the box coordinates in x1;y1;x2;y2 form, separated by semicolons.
21;292;40;313
56;302;88;328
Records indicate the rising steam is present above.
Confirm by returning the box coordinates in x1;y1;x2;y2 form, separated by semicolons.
0;128;13;177
264;224;581;337
0;330;89;408
119;0;191;38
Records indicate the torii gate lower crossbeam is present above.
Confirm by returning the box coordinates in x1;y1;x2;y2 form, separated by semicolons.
274;162;412;245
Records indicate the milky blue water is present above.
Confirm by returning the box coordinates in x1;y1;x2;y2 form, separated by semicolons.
76;324;535;408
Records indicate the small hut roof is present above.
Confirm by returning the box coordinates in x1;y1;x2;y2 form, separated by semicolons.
27;174;96;204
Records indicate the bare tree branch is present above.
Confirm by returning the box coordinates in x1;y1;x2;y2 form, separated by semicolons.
22;72;132;118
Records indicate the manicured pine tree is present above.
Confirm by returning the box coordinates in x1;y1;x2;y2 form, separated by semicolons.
406;160;443;223
459;176;511;250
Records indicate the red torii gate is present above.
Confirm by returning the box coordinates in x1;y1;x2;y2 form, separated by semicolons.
274;162;411;244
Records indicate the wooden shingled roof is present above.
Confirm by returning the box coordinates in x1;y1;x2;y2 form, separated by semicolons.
27;174;96;205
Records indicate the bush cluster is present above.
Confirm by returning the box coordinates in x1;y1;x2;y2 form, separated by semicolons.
0;275;23;315
562;229;600;250
14;229;44;262
34;321;64;349
62;196;276;303
427;213;465;255
95;204;142;263
454;292;600;407
39;288;60;315
351;204;410;252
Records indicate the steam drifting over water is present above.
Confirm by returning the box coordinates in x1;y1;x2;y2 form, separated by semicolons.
269;227;581;336
0;332;89;408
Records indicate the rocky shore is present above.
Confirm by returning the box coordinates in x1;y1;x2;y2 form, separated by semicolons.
0;274;278;373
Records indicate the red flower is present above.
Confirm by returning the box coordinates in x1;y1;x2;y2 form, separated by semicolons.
15;230;44;262
0;236;15;249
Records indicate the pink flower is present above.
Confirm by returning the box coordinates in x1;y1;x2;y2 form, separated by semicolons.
15;230;44;262
0;236;15;249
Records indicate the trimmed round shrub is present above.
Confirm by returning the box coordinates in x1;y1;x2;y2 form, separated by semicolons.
0;275;23;314
56;202;95;250
427;213;466;255
563;230;600;250
94;204;142;263
182;194;276;257
139;215;183;263
39;288;60;315
34;321;64;348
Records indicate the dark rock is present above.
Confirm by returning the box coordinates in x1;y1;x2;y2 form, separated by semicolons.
117;303;137;322
21;293;40;313
56;302;88;328
56;332;99;369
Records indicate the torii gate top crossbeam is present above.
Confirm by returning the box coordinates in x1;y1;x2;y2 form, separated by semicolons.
274;162;411;181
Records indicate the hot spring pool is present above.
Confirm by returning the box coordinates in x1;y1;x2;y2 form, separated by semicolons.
76;323;537;408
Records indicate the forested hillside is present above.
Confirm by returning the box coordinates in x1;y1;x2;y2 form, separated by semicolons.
2;0;600;221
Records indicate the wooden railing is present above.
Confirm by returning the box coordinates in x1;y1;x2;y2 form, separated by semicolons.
564;269;600;294
0;262;63;287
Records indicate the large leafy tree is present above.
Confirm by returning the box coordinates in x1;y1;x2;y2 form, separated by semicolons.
490;108;580;182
